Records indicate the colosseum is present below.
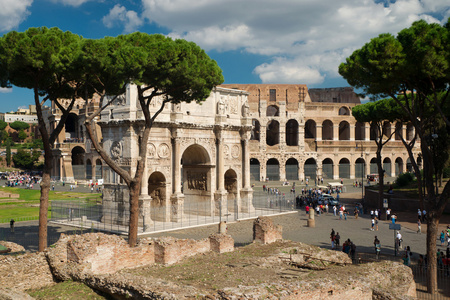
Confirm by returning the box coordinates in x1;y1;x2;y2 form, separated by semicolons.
220;84;418;183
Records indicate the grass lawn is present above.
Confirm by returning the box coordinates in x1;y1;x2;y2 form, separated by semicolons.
27;280;112;300
0;187;101;223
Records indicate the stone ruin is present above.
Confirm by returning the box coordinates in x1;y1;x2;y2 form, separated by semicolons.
0;217;417;299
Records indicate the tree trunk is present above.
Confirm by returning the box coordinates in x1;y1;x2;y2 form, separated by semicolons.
38;151;52;252
128;181;141;247
426;212;439;294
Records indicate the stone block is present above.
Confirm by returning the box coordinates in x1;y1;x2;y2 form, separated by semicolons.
253;216;283;244
154;236;180;265
209;233;234;253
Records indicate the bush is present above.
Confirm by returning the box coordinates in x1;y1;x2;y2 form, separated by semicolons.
396;172;415;187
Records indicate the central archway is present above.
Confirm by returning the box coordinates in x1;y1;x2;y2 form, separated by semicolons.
285;158;299;180
181;144;212;216
71;146;85;180
304;158;317;182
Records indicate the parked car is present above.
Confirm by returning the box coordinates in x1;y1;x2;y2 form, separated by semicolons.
320;194;339;206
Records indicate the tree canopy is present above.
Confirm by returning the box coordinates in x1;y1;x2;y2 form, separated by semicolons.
339;18;450;294
13;149;41;169
9;121;30;131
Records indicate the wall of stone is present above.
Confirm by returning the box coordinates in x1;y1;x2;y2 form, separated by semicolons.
253;216;283;244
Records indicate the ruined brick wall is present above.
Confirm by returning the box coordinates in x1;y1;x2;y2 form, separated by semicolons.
253;216;283;244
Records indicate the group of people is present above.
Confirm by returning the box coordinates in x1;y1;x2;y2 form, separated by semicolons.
4;171;41;188
330;228;356;259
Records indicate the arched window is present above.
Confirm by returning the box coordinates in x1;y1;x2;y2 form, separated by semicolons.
355;122;365;140
266;120;280;146
305;120;316;139
338;106;350;115
251;119;260;141
339;121;350;140
266;105;279;117
286;119;298;146
322;120;333;140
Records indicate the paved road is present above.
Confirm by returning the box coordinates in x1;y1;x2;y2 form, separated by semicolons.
0;193;434;259
1;178;446;260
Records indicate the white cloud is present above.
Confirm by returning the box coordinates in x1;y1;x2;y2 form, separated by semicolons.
102;4;143;33
0;0;33;32
141;0;449;84
0;87;13;93
49;0;92;7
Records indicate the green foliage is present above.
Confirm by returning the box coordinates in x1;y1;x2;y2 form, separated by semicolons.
18;129;27;142
9;121;29;131
12;149;40;169
444;167;450;178
0;129;8;144
0;120;7;131
396;172;415;187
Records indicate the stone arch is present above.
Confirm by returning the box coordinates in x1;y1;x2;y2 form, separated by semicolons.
251;119;260;141
304;158;317;181
266;105;279;117
148;171;167;222
383;157;391;177
406;158;412;172
250;158;261;181
86;159;92;180
355;122;365;140
286;119;298;146
355;157;365;179
339;121;350;140
65;113;80;140
225;169;238;212
370;123;379;141
285;158;299;180
266;120;280;146
382;121;391;138
339;158;350;178
266;158;280;181
395;157;403;175
338;106;350;115
305;120;316;139
322;158;333;180
395;122;403;141
406;123;414;140
370;157;378;174
322;120;333;140
71;146;85;180
95;159;102;180
181;144;212;207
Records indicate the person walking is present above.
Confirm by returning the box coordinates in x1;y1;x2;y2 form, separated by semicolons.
417;219;421;234
374;236;381;259
335;232;340;248
10;219;15;233
371;218;375;231
354;207;359;219
440;230;446;246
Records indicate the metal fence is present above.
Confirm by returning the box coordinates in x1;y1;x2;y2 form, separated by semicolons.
50;191;296;235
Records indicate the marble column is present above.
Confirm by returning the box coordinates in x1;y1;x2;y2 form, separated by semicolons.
240;132;254;213
170;129;185;222
214;127;227;216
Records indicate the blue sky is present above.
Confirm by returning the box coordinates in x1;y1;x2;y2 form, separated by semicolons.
0;0;449;112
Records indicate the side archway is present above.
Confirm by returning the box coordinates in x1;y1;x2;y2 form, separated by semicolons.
266;158;280;181
285;158;299;180
71;146;85;180
304;158;317;181
266;120;280;146
383;157;391;177
322;120;333;140
286;119;298;146
339;121;350;140
322;158;333;180
339;158;350;178
250;158;261;181
148;172;167;222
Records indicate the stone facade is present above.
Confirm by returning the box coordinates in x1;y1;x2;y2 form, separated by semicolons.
221;84;420;182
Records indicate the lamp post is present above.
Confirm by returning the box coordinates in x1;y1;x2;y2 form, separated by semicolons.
356;143;364;203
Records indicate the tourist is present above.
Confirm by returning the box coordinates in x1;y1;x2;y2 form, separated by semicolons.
391;214;396;224
418;209;422;221
354;207;359;219
333;205;337;216
10;219;15;233
440;231;446;246
371;218;375;231
422;209;427;223
417;219;421;234
396;231;403;254
335;232;340;248
374;236;381;259
386;208;391;221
